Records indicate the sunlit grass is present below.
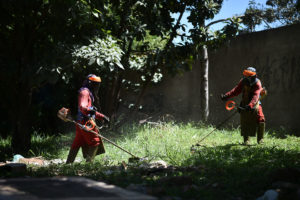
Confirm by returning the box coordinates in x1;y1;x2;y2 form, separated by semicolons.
1;122;299;199
94;123;299;167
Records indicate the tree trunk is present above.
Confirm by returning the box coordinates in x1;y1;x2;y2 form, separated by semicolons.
11;87;33;154
11;116;31;154
200;45;209;122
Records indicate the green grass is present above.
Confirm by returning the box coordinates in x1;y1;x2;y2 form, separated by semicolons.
1;123;300;200
0;132;71;162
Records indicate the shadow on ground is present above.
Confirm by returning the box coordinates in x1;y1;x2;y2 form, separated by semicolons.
180;143;300;199
18;142;299;200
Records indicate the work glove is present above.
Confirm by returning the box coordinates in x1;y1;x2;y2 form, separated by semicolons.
220;94;229;101
88;106;97;116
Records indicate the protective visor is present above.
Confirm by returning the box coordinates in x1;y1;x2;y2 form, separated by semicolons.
243;70;256;77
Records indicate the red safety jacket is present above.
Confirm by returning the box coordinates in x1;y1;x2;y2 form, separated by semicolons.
71;88;105;149
225;78;265;122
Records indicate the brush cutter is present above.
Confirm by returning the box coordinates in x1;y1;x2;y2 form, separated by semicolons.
195;100;242;146
57;107;141;161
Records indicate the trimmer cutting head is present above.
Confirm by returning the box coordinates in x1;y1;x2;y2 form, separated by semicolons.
57;107;72;122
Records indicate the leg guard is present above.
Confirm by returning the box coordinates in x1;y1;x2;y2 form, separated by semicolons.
85;146;98;162
82;145;89;159
257;122;265;144
96;138;105;155
66;148;79;164
240;110;258;137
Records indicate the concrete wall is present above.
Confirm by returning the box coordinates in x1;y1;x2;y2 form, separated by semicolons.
143;24;300;133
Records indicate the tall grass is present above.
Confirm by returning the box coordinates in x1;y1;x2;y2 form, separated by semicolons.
97;122;300;166
1;122;299;199
0;132;71;161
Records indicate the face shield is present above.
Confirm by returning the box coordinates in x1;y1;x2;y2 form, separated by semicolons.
243;68;257;86
90;81;100;94
87;74;101;94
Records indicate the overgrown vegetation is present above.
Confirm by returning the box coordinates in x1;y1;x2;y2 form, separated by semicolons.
244;0;300;32
1;123;299;199
0;0;244;153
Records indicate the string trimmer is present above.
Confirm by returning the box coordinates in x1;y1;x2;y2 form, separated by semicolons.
57;107;141;161
195;87;268;146
195;100;241;146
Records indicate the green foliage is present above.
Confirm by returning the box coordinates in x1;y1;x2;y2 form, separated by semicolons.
0;133;71;161
0;0;242;153
125;31;168;85
243;0;300;32
29;132;71;159
0;137;12;162
0;0;103;152
132;31;168;51
265;0;300;24
187;0;224;44
72;36;124;72
0;0;97;85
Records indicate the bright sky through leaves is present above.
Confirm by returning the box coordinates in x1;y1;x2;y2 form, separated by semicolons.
173;0;267;43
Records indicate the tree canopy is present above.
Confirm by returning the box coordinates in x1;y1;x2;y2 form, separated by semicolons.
243;0;300;31
1;0;247;153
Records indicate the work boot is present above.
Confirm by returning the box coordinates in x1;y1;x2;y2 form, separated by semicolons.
66;148;79;164
243;136;250;145
85;146;98;162
257;122;265;144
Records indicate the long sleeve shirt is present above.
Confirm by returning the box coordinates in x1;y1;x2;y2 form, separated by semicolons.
78;88;104;121
225;78;262;109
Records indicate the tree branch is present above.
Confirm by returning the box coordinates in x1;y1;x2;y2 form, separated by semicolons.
205;15;244;28
205;18;229;28
165;5;187;48
115;5;187;128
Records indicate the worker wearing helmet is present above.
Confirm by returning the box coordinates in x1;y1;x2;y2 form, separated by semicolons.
221;67;265;145
66;74;109;163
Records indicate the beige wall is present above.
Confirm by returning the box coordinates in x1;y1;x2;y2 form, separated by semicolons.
143;24;300;133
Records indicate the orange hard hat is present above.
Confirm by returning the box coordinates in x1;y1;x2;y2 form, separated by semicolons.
243;67;256;77
87;74;101;82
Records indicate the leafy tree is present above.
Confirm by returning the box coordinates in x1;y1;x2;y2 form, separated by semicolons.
0;0;244;153
195;16;242;121
244;0;300;32
78;0;238;125
0;0;120;153
74;0;244;125
89;0;194;119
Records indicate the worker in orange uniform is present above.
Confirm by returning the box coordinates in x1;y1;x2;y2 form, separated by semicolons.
66;74;109;163
221;67;266;145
